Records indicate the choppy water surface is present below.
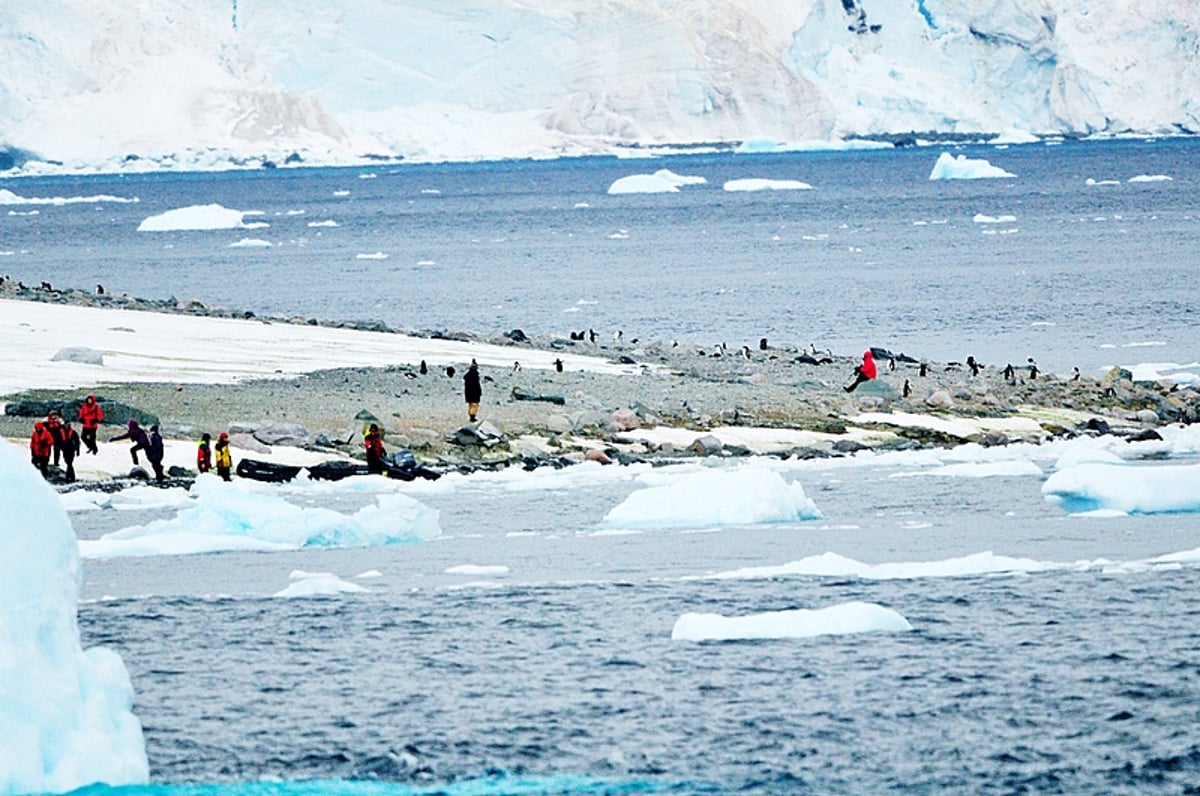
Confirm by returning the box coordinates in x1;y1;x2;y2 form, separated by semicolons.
4;138;1199;373
76;457;1200;794
9;140;1200;793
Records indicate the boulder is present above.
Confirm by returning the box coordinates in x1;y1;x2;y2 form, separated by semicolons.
689;434;724;455
1135;409;1160;426
3;396;158;428
447;421;504;448
51;346;104;366
610;407;640;431
924;390;954;408
584;448;613;465
511;387;566;405
230;432;271;454
253;422;311;447
546;414;576;434
855;379;900;399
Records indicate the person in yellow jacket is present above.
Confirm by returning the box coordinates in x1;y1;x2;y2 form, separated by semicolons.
214;432;233;481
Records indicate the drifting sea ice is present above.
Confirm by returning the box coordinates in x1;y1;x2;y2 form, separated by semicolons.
672;601;913;642
0;439;148;794
77;473;441;558
600;466;820;529
1042;460;1200;515
607;168;706;194
929;152;1016;180
136;203;251;231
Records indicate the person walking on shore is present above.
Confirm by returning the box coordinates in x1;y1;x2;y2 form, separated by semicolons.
197;433;213;474
77;394;103;455
214;432;233;481
110;419;150;467
58;420;81;483
844;350;877;393
364;424;386;475
463;359;482;422
147;424;166;484
46;410;63;467
30;421;53;478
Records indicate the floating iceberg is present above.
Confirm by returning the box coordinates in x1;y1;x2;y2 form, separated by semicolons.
607;168;706;194
137;203;249;231
672;601;912;641
1043;461;1200;515
0;439;148;794
929;152;1016;180
601;466;820;529
78;474;441;558
723;178;812;191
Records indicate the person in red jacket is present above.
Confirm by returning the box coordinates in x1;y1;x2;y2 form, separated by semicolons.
363;424;386;475
197;433;213;474
30;421;54;478
844;349;878;393
77;394;104;455
58;420;81;483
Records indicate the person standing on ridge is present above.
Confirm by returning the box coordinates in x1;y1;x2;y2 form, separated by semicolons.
214;432;233;481
844;350;877;393
463;359;482;422
197;433;213;474
77;394;104;455
364;424;386;475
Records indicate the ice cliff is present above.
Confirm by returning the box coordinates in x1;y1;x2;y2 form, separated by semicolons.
0;0;1196;169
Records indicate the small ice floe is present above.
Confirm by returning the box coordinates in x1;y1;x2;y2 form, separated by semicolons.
722;178;812;191
356;252;388;260
229;238;272;248
929;152;1015;180
607;169;707;194
1043;461;1200;515
444;564;510;576
600;466;820;530
137;204;251;232
671;601;912;642
1128;174;1172;183
973;213;1017;224
274;570;370;598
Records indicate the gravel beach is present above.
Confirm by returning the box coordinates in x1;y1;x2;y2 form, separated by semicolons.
2;284;1195;481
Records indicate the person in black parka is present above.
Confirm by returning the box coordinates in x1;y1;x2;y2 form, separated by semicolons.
463;360;482;422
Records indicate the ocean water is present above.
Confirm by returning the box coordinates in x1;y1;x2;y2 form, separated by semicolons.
3;138;1198;373
6;140;1200;794
73;451;1200;795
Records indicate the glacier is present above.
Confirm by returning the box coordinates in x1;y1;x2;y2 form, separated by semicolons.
0;1;1198;171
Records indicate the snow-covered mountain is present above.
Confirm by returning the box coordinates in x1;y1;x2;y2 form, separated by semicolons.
1;0;1197;170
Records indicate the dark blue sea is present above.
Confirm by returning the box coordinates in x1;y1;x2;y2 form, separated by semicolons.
6;140;1200;795
3;138;1198;373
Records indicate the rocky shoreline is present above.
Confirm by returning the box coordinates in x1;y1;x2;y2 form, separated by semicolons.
3;281;1197;488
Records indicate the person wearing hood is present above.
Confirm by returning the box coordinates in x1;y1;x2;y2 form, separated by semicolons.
58;420;81;483
363;424;386;475
214;432;233;481
147;424;166;484
77;394;104;455
29;421;54;478
197;433;213;474
110;419;150;466
463;359;482;422
844;350;878;393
